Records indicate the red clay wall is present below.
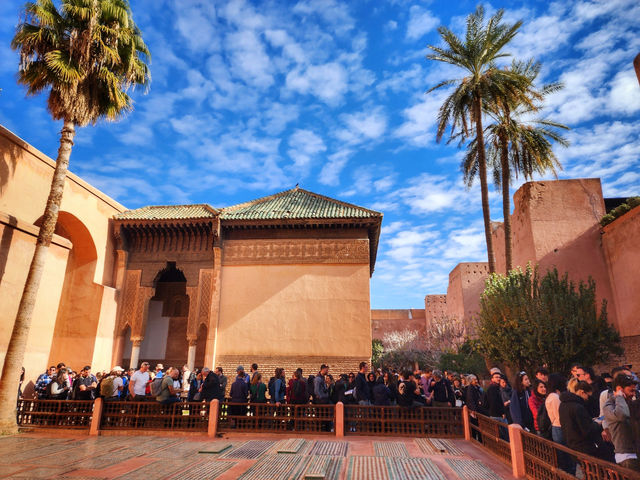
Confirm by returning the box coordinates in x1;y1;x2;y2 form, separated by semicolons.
370;309;426;340
602;206;640;366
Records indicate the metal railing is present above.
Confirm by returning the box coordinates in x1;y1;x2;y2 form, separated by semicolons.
469;413;512;465
17;399;94;429
100;400;209;431
520;428;639;480
218;402;335;434
344;405;464;437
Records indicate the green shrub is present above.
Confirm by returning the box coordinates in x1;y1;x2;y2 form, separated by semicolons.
600;197;640;227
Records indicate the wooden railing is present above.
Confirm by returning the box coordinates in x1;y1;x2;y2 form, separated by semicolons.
520;428;639;480
344;405;464;437
100;400;209;432
468;413;512;466
17;399;94;429
218;402;335;434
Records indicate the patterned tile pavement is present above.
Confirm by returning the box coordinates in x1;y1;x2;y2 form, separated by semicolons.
0;433;516;479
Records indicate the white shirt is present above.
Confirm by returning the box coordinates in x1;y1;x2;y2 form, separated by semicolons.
112;376;123;397
546;392;561;427
130;370;150;396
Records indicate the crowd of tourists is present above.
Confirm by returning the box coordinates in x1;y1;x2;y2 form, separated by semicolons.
29;359;639;472
464;364;640;473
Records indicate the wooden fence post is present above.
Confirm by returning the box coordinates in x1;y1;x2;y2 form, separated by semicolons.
508;423;525;478
208;399;219;437
462;406;471;441
335;402;344;438
89;398;102;436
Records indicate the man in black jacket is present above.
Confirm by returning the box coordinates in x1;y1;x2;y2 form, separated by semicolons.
484;371;505;419
559;381;610;460
355;362;371;405
200;367;221;402
430;370;455;407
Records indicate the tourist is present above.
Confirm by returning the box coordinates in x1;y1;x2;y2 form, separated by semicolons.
372;376;393;406
250;372;267;403
250;363;259;382
188;370;202;402
366;372;376;396
603;374;640;471
332;374;349;404
215;367;227;398
535;368;549;384
236;365;249;385
314;365;330;404
181;365;191;401
354;362;371;405
485;371;506;421
576;366;606;417
396;371;425;407
453;377;464;407
528;379;547;434
383;371;397;405
154;363;164;378
430;370;456;407
510;371;534;431
559;381;609;460
156;367;180;405
545;373;575;475
200;367;220;402
35;366;56;399
499;375;513;423
48;369;70;400
129;362;150;401
100;367;124;401
287;369;308;405
268;368;286;404
72;366;97;400
325;374;336;403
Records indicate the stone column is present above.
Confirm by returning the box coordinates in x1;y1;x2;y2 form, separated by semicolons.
130;338;142;369
112;334;125;368
187;337;197;371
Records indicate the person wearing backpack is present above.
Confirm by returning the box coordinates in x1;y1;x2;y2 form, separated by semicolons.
156;367;180;404
129;362;150;401
288;369;307;404
72;366;98;400
268;368;286;404
101;367;124;401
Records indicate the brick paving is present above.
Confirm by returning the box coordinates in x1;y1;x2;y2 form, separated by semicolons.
0;433;516;479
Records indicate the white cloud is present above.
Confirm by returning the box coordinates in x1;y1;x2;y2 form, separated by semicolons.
335;108;387;145
287;129;326;173
608;70;640;115
318;149;353;186
225;29;274;88
285;63;349;105
406;6;439;41
394;91;446;147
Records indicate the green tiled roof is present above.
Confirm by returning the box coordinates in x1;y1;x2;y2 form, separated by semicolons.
220;187;381;221
116;204;217;220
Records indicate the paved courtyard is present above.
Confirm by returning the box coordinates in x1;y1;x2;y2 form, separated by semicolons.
0;432;515;479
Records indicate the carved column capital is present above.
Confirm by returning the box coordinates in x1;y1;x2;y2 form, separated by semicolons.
131;336;143;346
187;336;198;347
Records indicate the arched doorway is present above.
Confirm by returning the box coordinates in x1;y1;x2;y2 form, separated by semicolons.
138;263;189;369
45;212;101;368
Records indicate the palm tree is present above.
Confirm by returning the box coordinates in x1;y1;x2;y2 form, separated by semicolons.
427;6;527;274
0;0;150;433
463;61;569;272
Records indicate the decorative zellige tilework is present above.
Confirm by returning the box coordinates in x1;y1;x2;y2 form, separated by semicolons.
415;438;464;455
114;459;191;480
445;459;504;480
238;454;310;480
373;441;409;457
346;456;389;480
218;440;275;460
171;460;236;480
386;458;446;480
308;440;348;456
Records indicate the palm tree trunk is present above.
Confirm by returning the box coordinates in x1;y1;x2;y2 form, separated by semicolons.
474;98;496;274
500;134;512;273
0;120;75;434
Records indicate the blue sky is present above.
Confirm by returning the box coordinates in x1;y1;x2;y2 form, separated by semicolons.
1;0;639;309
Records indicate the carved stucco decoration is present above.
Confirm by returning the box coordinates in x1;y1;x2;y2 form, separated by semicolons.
222;239;370;265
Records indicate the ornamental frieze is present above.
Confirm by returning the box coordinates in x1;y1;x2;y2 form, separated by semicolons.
222;239;369;265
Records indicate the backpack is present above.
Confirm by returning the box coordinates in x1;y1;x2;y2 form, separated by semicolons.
293;379;304;398
537;402;552;439
150;376;164;397
100;376;115;397
268;377;276;399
